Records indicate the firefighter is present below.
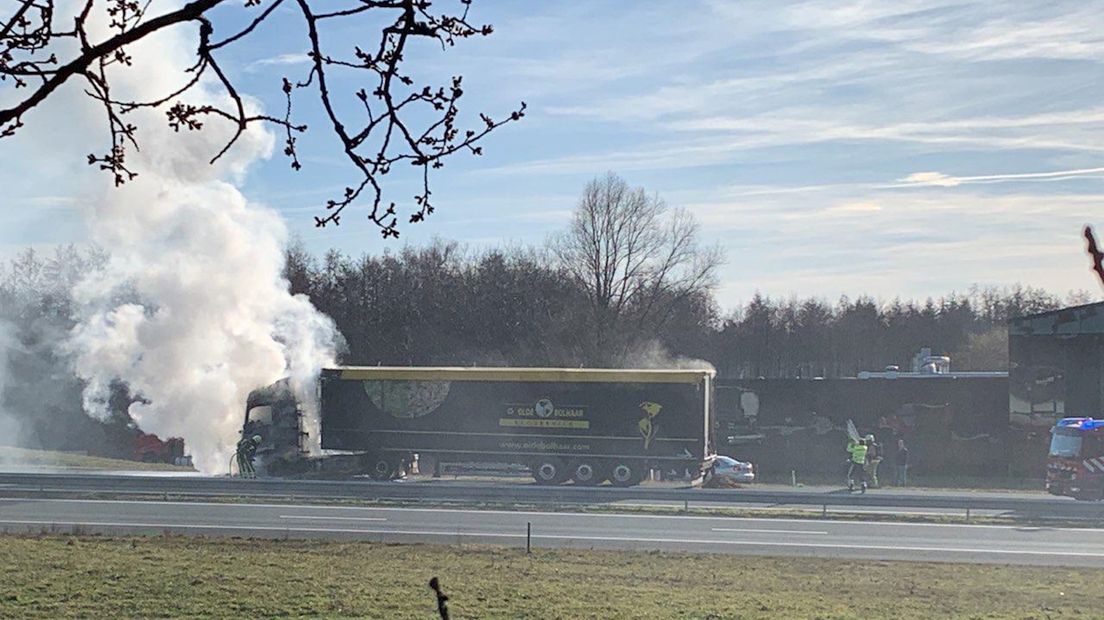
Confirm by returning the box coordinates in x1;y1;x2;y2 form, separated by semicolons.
236;434;261;479
865;434;883;488
847;438;868;492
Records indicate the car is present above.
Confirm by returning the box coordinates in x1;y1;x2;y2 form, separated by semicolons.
709;455;755;484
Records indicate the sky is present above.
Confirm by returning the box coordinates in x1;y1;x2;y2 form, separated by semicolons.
4;0;1104;309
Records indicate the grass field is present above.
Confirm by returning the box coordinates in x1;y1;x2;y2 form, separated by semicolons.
1;535;1098;619
0;447;193;471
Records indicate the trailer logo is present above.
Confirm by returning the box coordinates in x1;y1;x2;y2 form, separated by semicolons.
501;399;589;429
638;401;662;449
535;398;555;418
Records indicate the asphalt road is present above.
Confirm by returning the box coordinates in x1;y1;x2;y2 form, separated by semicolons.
4;471;1101;519
3;496;1104;567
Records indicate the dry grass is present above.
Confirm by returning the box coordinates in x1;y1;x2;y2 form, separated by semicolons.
0;534;1097;619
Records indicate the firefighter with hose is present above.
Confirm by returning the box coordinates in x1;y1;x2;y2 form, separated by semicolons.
236;434;262;479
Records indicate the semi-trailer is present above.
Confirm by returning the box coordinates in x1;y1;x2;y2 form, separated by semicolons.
242;366;716;486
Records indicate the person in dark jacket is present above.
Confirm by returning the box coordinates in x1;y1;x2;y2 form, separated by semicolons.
894;438;910;486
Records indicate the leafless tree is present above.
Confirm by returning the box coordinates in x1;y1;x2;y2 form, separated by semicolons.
554;172;724;364
0;0;524;237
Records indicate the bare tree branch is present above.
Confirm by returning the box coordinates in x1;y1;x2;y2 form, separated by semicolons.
1084;225;1104;290
0;0;522;236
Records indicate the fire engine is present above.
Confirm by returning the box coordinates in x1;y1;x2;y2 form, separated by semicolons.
1046;417;1104;501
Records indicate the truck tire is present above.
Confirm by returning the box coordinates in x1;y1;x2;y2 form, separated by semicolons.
532;458;566;485
571;461;603;486
609;461;644;487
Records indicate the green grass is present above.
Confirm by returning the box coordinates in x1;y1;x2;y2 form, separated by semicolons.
1;534;1099;619
0;447;194;471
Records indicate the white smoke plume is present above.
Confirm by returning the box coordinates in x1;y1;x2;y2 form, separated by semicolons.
57;5;338;472
622;339;716;373
0;321;21;447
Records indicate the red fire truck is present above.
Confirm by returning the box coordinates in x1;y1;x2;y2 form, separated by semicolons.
1046;417;1104;501
132;431;190;466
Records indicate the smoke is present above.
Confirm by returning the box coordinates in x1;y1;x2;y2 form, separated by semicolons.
0;320;21;447
58;6;338;472
620;339;716;372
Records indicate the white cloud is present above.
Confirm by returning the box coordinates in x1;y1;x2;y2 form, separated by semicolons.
897;167;1104;188
246;53;311;72
898;172;960;187
824;201;883;215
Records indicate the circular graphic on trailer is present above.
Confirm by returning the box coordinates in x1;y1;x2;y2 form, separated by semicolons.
364;380;451;418
535;398;555;418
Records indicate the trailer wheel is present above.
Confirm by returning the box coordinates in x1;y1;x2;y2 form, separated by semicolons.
571;461;603;486
367;456;398;481
609;461;644;487
532;458;566;485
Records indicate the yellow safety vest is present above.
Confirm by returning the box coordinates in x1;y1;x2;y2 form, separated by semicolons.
849;443;868;464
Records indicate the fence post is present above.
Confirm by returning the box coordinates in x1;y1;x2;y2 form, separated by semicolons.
526;522;531;555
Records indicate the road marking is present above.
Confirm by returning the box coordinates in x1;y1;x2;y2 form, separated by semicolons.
1;518;1103;559
711;527;828;535
4;498;1104;533
279;515;386;522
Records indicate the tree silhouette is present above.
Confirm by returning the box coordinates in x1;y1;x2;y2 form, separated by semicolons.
1085;225;1104;290
0;0;524;237
553;173;724;364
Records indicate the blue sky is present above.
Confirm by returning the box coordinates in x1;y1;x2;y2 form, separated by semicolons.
4;0;1104;308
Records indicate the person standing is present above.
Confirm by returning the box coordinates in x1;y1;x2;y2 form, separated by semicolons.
894;438;909;486
236;434;261;479
865;434;883;488
847;438;868;492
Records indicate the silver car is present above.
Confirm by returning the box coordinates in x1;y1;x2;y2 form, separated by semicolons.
710;455;755;484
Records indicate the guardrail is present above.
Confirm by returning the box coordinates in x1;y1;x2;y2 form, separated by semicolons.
1;472;1102;520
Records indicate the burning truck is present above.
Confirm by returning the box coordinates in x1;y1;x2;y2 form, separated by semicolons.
241;366;717;486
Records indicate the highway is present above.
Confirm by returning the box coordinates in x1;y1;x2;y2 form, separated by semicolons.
3;496;1104;567
3;471;1102;520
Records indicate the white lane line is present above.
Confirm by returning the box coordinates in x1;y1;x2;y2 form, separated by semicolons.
1;518;1103;559
712;527;828;535
4;498;1103;533
279;515;386;522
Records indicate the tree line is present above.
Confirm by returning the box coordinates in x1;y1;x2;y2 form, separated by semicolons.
287;239;1086;377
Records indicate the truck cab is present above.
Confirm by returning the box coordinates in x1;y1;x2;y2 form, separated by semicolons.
242;379;309;476
1047;417;1104;500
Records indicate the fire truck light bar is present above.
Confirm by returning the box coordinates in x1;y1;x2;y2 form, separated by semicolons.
1056;417;1104;430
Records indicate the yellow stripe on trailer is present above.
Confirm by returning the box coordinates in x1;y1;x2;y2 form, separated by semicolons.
333;366;713;384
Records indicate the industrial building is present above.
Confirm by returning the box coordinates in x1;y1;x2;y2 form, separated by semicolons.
1009;301;1104;430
